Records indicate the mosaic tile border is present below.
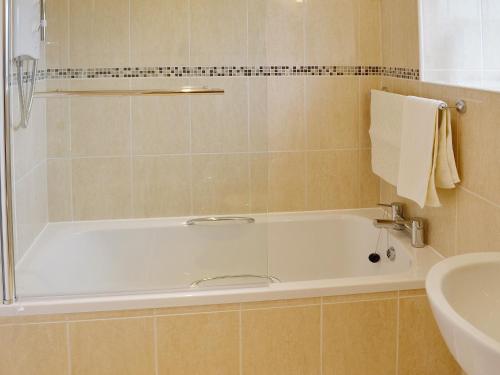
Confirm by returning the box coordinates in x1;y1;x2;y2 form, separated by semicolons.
35;66;419;80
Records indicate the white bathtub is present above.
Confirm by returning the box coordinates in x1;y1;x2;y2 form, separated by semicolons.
1;209;442;316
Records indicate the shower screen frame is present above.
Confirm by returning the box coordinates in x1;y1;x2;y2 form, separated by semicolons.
0;0;17;305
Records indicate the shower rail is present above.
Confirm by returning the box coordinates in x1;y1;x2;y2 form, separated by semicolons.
190;274;281;287
1;0;16;304
185;216;255;226
34;87;224;98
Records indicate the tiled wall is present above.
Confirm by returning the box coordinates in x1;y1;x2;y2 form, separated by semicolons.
0;291;461;375
44;0;383;221
380;0;500;258
12;80;48;260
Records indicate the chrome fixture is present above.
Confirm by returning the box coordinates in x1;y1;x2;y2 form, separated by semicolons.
34;86;225;98
381;87;466;114
39;0;46;42
190;274;281;287
185;216;255;226
2;0;16;304
438;99;466;114
386;246;396;261
374;202;425;248
14;56;37;129
12;0;46;129
378;202;404;221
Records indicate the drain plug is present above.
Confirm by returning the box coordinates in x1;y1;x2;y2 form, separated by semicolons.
368;252;381;263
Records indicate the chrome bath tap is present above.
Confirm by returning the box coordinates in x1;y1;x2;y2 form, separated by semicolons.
374;202;425;248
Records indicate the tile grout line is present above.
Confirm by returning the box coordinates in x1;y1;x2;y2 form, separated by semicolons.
65;322;72;375
67;0;74;222
246;0;251;214
239;304;243;375
45;147;372;161
395;291;400;375
319;297;323;375
153;317;159;375
458;185;500;210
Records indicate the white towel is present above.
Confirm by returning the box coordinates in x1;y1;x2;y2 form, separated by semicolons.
435;109;460;188
369;90;406;185
397;96;460;208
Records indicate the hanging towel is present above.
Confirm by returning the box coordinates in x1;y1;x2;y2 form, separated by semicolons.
397;96;460;208
435;109;460;188
369;90;406;186
397;96;440;207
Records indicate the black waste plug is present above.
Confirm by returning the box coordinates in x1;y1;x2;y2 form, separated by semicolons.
368;252;381;263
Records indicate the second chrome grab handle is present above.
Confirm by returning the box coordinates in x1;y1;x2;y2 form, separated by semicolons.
185;216;255;226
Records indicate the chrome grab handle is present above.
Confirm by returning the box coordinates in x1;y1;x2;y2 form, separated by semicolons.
185;216;255;226
190;274;281;287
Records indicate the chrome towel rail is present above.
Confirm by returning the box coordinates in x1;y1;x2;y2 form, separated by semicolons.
191;274;281;287
380;87;467;114
34;86;224;98
185;216;255;226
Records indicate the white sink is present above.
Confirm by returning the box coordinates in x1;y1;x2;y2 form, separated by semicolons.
426;253;500;375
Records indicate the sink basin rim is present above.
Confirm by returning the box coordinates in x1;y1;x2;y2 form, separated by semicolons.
425;252;500;356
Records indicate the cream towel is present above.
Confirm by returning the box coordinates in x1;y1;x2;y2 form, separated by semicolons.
369;90;406;185
397;97;460;208
397;96;441;207
435;109;460;188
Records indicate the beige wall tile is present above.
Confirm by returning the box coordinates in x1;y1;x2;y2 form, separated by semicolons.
70;79;130;157
130;0;189;66
46;80;70;158
132;156;191;218
242;306;321;375
399;289;426;298
306;0;359;65
192;154;250;215
157;312;239;375
65;309;153;321
307;150;360;210
382;0;420;68
459;93;500;206
48;159;73;222
249;0;305;65
398;296;461;375
359;76;381;148
15;163;48;260
242;297;320;310
190;0;247;66
45;0;69;67
360;149;380;207
69;0;129;67
457;189;500;254
249;78;269;152
191;77;248;153
131;78;190;155
306;76;359;149
154;303;240;316
250;153;269;213
72;158;131;220
13;94;46;180
380;0;393;67
70;318;155;375
0;323;68;375
359;0;382;65
323;299;397;375
323;291;397;303
268;152;306;212
267;77;305;151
